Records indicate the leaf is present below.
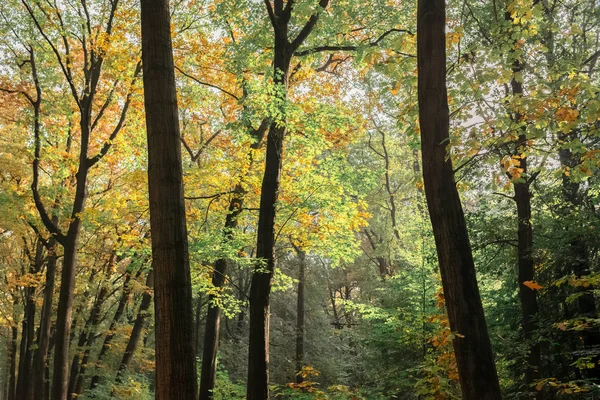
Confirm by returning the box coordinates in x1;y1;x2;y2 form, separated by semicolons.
523;280;543;291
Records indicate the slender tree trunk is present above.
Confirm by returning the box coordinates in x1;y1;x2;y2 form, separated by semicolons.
89;270;136;390
17;240;44;400
140;0;197;396
199;186;245;400
504;8;542;391
246;2;331;395
116;271;154;382
294;248;306;383
32;239;57;400
417;0;501;398
8;325;17;400
68;282;109;399
199;120;267;400
51;112;90;400
247;99;286;400
364;229;390;278
16;289;35;400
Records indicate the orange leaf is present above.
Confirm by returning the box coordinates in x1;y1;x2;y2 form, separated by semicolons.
523;280;543;291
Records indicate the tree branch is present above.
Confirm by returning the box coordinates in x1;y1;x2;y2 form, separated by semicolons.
175;65;239;100
295;27;414;56
290;0;331;52
87;61;142;168
264;0;277;30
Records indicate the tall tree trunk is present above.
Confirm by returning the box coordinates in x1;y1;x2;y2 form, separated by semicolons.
32;238;57;400
116;271;154;382
247;60;288;400
51;108;91;400
504;8;542;392
416;0;502;398
247;3;329;398
199;258;227;400
140;0;197;397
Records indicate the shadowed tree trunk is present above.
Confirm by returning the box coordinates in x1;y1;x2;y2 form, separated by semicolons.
503;8;542;393
88;268;140;391
8;323;18;400
417;0;502;398
68;258;114;399
199;121;267;400
32;235;57;400
16;239;44;400
140;0;197;395
292;245;306;383
116;271;154;382
247;2;329;398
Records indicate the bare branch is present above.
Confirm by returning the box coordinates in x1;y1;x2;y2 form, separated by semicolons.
185;191;235;200
21;0;81;108
295;28;414;56
175;65;240;100
264;0;277;30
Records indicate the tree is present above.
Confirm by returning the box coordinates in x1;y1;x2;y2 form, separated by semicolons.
139;0;197;397
416;0;502;398
246;1;330;399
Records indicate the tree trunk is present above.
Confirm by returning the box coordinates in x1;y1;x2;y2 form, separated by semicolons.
51;106;92;399
199;119;267;400
17;239;44;400
140;0;197;396
416;0;502;398
504;8;542;391
294;248;306;383
116;271;154;382
8;325;17;400
246;1;331;396
16;288;35;400
199;187;245;400
247;84;287;400
32;239;57;400
89;270;137;391
68;281;109;399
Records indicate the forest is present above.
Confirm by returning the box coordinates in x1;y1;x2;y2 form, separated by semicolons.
0;0;599;398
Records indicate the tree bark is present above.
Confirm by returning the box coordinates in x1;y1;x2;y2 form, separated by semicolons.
417;0;502;398
140;0;198;396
